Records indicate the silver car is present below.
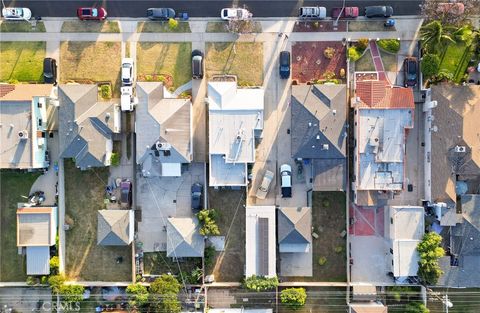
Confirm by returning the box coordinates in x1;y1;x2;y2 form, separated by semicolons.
256;170;274;200
2;7;32;20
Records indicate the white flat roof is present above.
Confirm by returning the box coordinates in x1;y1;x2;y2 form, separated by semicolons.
208;82;264;111
245;206;276;278
209;154;247;186
357;108;413;190
26;246;50;275
393;240;420;277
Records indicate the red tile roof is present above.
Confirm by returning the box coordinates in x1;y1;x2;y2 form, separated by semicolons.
355;81;414;109
0;84;15;98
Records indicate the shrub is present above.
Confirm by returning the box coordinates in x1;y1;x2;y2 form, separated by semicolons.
406;302;430;313
244;275;279;292
145;74;153;82
100;84;112;99
50;256;60;275
150;274;181;295
318;256;327;266
323;70;335;80
356;38;369;51
324;47;336;59
432;71;453;83
197;209;220;236
7;78;19;84
313;21;319;28
168;18;179;30
60;284;85;303
204;246;216;268
110;152;120;166
322;198;330;207
26;276;36;285
417;232;445;285
348;47;362;61
339;68;346;78
281;288;307;310
41;276;48;284
421;54;440;78
48;275;66;294
126;283;149;308
378;39;401;53
334;246;343;253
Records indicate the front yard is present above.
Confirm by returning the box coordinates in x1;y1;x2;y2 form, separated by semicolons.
143;252;202;284
60;41;121;95
137;21;191;33
205;188;246;282
64;160;132;281
439;42;473;83
278;287;348;313
61;21;120;33
0;171;41;282
136;42;192;90
0;21;46;32
205;42;263;86
0;41;46;82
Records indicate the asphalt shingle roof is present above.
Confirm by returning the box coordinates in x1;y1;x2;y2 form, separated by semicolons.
97;210;132;246
278;207;312;245
166;217;204;258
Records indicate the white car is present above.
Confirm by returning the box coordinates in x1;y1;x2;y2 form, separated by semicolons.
121;58;134;86
220;8;252;20
2;7;32;21
280;164;292;198
256;170;274;200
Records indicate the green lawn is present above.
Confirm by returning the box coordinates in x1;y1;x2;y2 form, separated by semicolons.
379;49;398;72
0;21;46;32
0;41;46;82
61;21;120;33
348;21;396;32
136;42;192;90
355;52;375;72
137;21;191;33
205;42;264;86
0;171;41;282
439;42;472;82
143;252;202;284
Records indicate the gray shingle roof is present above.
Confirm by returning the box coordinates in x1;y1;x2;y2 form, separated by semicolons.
97;210;132;246
278;207;312;245
166;217;204;258
58;85;116;170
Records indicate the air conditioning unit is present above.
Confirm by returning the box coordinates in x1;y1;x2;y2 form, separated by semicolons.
455;145;466;153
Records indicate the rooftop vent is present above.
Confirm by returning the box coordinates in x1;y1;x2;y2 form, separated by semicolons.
18;130;28;140
322;144;329;150
156;141;171;151
455;145;466;153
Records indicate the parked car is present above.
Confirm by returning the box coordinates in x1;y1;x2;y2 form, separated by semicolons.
120;180;132;206
191;183;203;210
280;164;292;198
121;86;134;111
298;6;326;19
403;57;418;87
121;58;134;86
256;170;274;200
192;50;204;79
331;7;359;18
220;8;252;20
43;58;57;84
77;7;107;20
147;8;175;20
2;7;32;20
365;6;393;18
279;51;291;79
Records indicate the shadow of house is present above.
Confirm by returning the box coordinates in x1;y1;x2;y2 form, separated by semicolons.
291;84;347;191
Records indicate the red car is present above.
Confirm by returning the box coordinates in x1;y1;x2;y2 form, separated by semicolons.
331;7;359;18
77;7;107;20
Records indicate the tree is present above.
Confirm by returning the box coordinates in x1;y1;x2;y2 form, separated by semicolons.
60;284;85;303
159;293;181;313
150;275;182;313
50;256;60;275
168;18;179;30
243;275;279;292
406;302;430;313
417;232;445;285
126;283;149;308
48;275;66;294
280;288;307;310
197;209;220;236
421;0;480;26
150;274;181;295
421;54;440;78
453;25;475;46
420;20;456;53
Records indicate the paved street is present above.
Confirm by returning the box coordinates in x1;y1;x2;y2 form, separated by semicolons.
5;0;422;18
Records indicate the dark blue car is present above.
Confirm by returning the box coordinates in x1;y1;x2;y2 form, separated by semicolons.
279;51;291;79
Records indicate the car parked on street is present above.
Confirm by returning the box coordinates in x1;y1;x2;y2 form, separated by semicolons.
147;8;175;20
121;58;134;86
365;6;393;18
279;51;291;79
220;8;252;20
43;58;57;85
120;180;132;206
403;57;418;87
191;183;203;210
331;7;359;18
77;7;107;20
192;50;204;79
298;6;326;19
256;170;274;200
280;164;292;198
1;7;32;20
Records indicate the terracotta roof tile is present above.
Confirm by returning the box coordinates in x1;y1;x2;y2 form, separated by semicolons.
0;84;16;98
355;81;414;109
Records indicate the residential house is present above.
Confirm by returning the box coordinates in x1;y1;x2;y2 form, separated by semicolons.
438;194;480;287
245;206;276;277
352;81;414;206
58;85;121;170
429;84;480;209
278;207;312;276
208;81;264;186
166;217;204;258
348;302;388;313
291;84;347;191
136;82;192;177
17;206;57;275
97;210;134;246
385;206;424;280
0;84;53;169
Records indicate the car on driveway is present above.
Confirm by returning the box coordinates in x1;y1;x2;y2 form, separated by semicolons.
191;183;203;210
77;7;107;20
192;50;204;79
2;7;32;20
403;57;418;87
120;180;132;206
147;8;176;20
280;164;292;198
121;58;134;86
43;58;57;85
365;6;393;18
279;51;291;79
221;8;252;20
331;7;359;18
256;170;274;200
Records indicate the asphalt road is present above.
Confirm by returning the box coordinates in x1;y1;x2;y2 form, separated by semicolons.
4;0;422;18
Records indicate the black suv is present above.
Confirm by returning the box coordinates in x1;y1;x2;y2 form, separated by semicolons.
192;50;204;79
147;8;175;20
279;51;290;79
43;58;57;84
403;57;418;87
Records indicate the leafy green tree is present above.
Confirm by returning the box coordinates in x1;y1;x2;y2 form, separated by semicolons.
421;54;440;78
49;256;60;275
417;232;445;285
48;275;66;294
244;275;279;292
453;25;475;46
159;293;182;313
126;283;149;308
197;209;220;236
281;288;307;309
420;20;455;53
60;284;85;303
150;274;181;294
406;302;430;313
168;18;179;30
150;275;182;313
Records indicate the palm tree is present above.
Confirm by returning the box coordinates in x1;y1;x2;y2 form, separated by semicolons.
453;25;475;46
420;20;456;53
